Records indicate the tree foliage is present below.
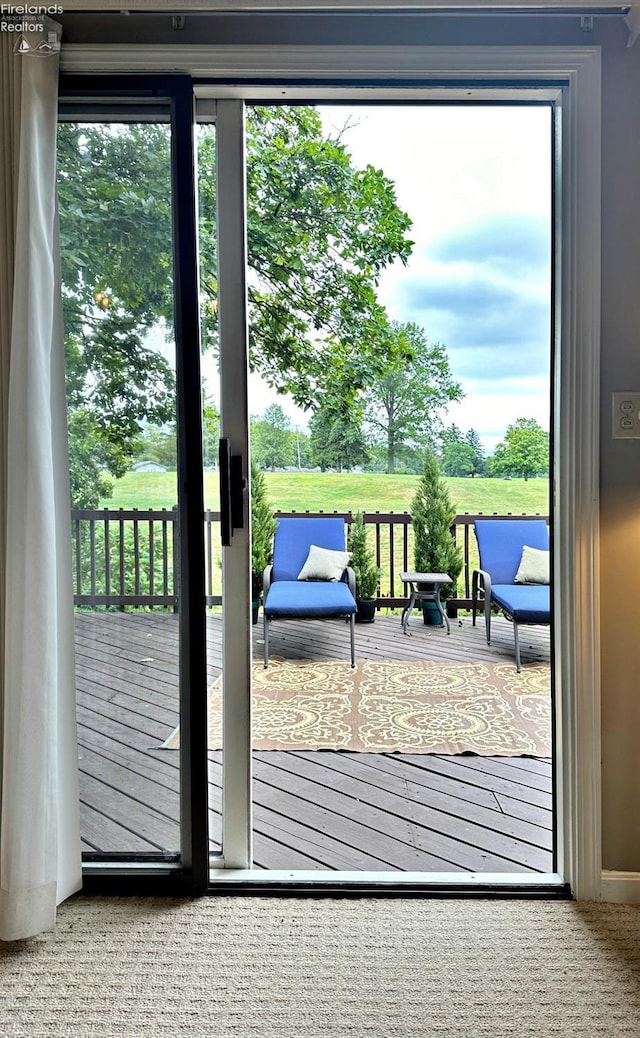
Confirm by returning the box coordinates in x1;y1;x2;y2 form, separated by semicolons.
59;110;415;506
411;451;463;599
134;426;176;471
491;418;549;480
362;322;463;474
58;124;176;506
251;404;295;470
202;396;221;469
250;461;277;600
309;401;369;472
199;107;414;407
347;512;380;600
441;424;486;477
442;441;477;478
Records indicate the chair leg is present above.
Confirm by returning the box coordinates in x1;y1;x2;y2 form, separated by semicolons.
263;613;269;669
350;614;355;668
513;622;521;673
484;595;492;645
471;572;478;626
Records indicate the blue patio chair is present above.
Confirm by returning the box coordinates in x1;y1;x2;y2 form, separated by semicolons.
262;517;357;668
472;519;550;672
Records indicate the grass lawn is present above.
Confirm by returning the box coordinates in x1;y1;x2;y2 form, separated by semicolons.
101;469;549;516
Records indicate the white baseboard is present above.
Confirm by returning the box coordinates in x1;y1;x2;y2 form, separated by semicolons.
601;870;640;903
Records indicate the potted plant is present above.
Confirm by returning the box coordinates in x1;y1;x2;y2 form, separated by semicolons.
250;460;277;625
410;450;463;625
348;511;381;623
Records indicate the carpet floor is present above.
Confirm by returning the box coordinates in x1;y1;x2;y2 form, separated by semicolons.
164;658;551;755
2;896;640;1037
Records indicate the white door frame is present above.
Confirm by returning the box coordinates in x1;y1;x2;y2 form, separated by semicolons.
62;43;602;899
215;99;254;869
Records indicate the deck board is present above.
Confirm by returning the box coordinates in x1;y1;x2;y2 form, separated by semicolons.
79;770;178;853
75;609;553;873
79;800;159;853
257;752;546;872
252;756;466;871
318;752;551;850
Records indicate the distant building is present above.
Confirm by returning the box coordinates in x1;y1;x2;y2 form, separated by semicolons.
133;460;167;473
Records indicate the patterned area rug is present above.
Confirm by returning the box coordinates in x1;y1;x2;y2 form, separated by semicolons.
164;658;551;756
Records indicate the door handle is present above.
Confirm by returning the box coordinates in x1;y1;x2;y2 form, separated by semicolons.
219;438;246;546
230;453;245;532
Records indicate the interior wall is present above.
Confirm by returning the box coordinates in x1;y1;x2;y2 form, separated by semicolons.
599;37;640;873
57;9;640;873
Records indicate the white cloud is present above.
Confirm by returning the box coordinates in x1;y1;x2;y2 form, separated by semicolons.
321;104;552;450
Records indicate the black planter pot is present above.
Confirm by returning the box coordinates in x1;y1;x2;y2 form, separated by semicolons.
251;600;260;625
355;598;376;624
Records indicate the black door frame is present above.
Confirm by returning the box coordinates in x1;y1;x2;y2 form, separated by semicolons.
59;74;209;895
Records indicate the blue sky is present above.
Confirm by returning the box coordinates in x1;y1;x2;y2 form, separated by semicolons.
247;104;552;453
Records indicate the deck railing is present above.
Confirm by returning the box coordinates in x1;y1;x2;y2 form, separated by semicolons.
70;507;548;612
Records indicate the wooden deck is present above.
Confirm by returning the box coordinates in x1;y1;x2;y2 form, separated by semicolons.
75;608;553;873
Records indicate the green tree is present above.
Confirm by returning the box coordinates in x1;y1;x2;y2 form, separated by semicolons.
361;444;388;474
492;418;549;481
250;461;277;604
465;428;487;476
199;106;414;407
134;425;177;470
58;124;177;507
362;322;463;474
59;109;414;506
442;441;476;477
135;393;219;472
441;426;486;477
440;424;464;451
67;410;116;508
202;396;220;469
251;403;295;470
411;450;463;600
309;401;369;472
347;512;380;601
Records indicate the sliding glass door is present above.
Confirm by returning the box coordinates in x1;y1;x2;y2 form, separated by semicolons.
58;77;562;890
59;111;188;862
233;100;554;876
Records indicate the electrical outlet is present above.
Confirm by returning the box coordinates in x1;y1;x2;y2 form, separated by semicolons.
612;392;640;438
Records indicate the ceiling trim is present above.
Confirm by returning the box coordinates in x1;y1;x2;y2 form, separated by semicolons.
59;41;598;76
60;1;631;11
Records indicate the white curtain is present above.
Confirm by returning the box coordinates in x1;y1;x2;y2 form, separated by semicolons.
0;30;82;941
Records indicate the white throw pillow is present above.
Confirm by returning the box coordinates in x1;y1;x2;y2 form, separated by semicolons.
297;544;351;582
514;545;550;585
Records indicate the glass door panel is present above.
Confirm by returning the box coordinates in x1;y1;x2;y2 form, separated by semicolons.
246;101;554;874
58;117;182;858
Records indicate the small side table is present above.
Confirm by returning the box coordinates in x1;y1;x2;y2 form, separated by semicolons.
400;572;451;636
